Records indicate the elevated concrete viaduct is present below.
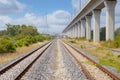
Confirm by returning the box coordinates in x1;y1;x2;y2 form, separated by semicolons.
63;0;117;42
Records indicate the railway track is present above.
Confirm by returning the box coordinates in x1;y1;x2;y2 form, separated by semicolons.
62;41;120;80
0;39;119;80
20;39;87;80
0;41;53;80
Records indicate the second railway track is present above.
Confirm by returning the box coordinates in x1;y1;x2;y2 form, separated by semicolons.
62;40;120;80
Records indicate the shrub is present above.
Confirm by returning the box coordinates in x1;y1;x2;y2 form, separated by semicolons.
34;35;45;42
0;39;16;53
106;51;113;57
113;36;120;48
97;47;104;50
70;40;76;43
80;45;86;49
105;36;120;48
118;55;120;58
15;40;24;47
15;38;30;47
15;35;47;47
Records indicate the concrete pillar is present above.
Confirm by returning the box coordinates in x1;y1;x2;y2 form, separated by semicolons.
104;0;116;41
72;27;74;38
69;29;71;38
65;32;67;37
85;15;92;40
92;9;101;42
77;22;81;38
74;24;77;38
78;22;81;38
68;30;70;37
81;19;86;38
69;30;71;37
74;25;76;38
66;32;68;37
71;28;72;38
76;24;78;38
71;27;72;38
73;26;76;38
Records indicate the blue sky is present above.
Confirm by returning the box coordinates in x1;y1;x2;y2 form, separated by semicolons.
20;0;73;15
0;0;119;34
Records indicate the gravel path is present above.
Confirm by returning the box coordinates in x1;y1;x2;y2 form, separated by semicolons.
59;41;87;80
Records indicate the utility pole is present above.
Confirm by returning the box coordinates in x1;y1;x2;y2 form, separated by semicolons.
79;0;81;10
43;12;50;34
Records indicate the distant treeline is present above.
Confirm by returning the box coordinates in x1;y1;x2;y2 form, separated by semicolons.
0;24;52;53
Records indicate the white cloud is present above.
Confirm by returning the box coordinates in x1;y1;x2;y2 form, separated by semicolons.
0;16;12;29
47;10;71;33
47;10;71;25
12;13;43;27
0;10;71;33
0;0;26;15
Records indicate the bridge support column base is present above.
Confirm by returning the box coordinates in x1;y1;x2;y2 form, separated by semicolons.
104;0;117;41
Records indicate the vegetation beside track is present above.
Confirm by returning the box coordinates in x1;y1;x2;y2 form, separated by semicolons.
0;24;52;54
0;41;48;65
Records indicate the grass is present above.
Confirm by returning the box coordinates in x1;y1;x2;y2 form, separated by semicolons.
70;40;76;43
99;58;120;73
0;41;48;65
80;45;86;49
64;38;120;73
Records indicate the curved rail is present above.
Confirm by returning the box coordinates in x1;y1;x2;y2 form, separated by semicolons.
62;41;120;80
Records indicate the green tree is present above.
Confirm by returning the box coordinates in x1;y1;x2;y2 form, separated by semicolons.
6;24;20;36
19;25;39;36
100;27;106;41
115;27;120;36
0;30;6;36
